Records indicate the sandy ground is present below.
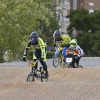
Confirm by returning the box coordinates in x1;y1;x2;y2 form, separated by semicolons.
0;67;100;100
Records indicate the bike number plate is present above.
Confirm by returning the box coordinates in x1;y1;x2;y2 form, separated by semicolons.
66;58;72;62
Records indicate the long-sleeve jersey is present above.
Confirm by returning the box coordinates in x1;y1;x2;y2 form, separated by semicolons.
23;37;46;58
54;35;71;47
67;45;84;57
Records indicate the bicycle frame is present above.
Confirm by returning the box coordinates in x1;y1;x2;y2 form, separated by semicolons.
26;60;48;82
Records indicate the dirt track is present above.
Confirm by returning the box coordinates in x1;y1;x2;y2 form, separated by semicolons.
0;67;100;100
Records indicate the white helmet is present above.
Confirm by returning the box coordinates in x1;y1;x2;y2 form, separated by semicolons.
70;39;77;49
72;39;77;43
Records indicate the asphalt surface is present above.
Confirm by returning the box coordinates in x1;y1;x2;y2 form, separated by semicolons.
0;57;100;67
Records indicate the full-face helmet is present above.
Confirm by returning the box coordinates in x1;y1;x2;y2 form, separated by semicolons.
70;39;77;49
30;31;38;44
53;30;60;39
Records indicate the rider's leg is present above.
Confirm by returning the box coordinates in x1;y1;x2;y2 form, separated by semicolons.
40;48;48;78
32;59;38;70
62;47;68;63
33;49;40;71
55;49;60;56
72;56;76;68
32;59;38;76
39;58;48;79
75;56;81;68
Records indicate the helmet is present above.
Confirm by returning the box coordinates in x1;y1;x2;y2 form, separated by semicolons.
70;39;77;49
72;39;77;43
70;45;76;49
30;31;38;44
53;30;60;38
70;39;77;45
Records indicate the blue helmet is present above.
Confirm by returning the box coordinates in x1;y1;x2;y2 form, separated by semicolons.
30;31;38;44
53;30;60;38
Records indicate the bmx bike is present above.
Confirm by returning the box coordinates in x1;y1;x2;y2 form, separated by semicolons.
67;57;83;68
53;50;64;68
26;61;48;82
53;46;73;68
53;50;83;68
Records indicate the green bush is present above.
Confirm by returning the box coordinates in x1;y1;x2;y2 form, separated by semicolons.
46;51;55;58
0;54;4;63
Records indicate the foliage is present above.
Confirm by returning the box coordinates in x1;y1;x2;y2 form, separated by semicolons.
0;0;58;62
77;31;100;56
67;9;100;56
46;51;55;58
67;9;100;34
66;9;89;33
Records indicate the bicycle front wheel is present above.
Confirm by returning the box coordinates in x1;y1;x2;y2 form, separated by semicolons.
26;72;35;82
53;55;59;68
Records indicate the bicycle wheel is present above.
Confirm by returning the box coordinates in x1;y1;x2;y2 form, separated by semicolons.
26;72;35;82
68;63;73;68
40;68;48;82
41;73;48;82
53;55;59;68
68;63;76;68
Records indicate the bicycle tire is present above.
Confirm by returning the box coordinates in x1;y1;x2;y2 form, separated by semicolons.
41;73;48;82
26;72;35;82
53;55;59;68
68;62;72;68
40;68;48;82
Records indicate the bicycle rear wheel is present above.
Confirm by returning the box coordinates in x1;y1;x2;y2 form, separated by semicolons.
40;68;48;82
53;55;59;68
68;63;75;68
26;72;35;82
78;65;83;68
41;73;48;82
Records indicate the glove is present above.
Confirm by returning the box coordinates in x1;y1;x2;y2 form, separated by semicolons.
53;44;56;47
23;56;26;62
75;56;79;60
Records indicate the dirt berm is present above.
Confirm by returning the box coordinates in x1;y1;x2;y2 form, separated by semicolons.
0;67;100;100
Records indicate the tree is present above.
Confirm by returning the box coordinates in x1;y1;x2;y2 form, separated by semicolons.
0;0;59;62
77;31;100;56
66;8;100;56
89;10;100;33
66;9;89;34
66;9;100;34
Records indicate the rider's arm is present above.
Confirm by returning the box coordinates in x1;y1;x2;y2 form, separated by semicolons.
23;40;31;56
76;45;84;57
